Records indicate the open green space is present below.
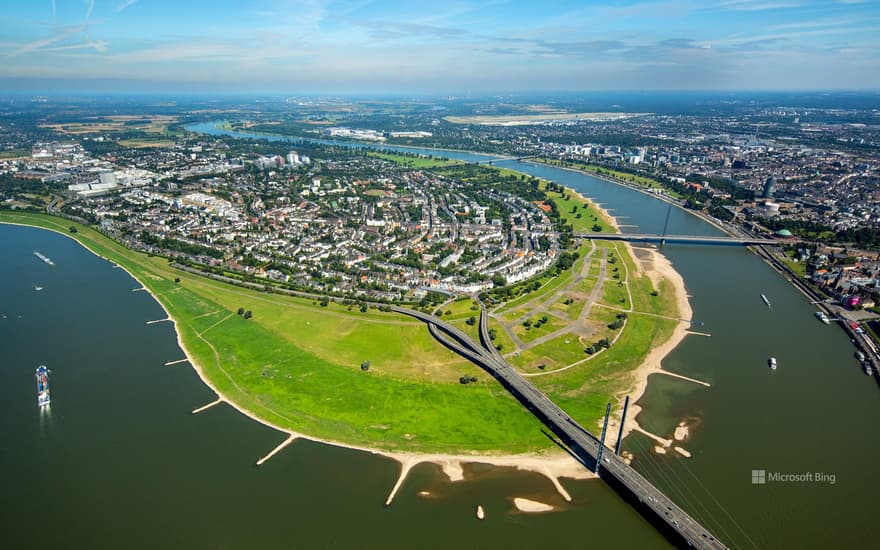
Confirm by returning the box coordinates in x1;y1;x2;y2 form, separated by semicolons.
369;152;461;169
539;180;616;234
0;211;552;454
513;314;569;343
118;138;177;148
549;293;583;320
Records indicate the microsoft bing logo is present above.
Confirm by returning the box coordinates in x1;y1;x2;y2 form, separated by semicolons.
751;469;766;485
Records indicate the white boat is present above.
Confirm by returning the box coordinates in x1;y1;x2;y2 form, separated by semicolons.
856;350;866;362
769;357;777;370
814;311;830;325
761;294;771;307
33;251;55;267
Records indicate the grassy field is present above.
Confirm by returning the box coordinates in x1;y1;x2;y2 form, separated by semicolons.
781;251;808;278
0;211;553;454
1;195;686;451
0;148;30;159
536;157;686;200
369;152;461;169
118;139;177;148
539;181;616;233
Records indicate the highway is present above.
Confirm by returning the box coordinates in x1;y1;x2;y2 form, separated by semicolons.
390;304;728;549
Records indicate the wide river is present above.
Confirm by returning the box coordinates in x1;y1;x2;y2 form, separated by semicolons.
1;123;876;549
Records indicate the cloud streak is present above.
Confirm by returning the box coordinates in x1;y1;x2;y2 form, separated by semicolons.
117;0;138;13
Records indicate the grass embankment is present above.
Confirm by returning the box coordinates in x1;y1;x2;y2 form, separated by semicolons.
118;139;176;148
537;157;686;200
368;152;461;169
539;180;616;233
531;244;678;431
1;211;552;454
781;250;808;278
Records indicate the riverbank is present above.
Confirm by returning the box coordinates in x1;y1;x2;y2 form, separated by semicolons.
605;245;694;452
0;214;596;494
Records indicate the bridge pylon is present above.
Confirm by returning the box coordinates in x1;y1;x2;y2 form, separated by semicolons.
595;402;612;474
615;395;630;455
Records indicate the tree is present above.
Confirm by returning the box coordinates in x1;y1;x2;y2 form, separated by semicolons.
69;226;78;233
466;316;476;326
592;223;603;232
174;277;181;283
237;307;245;315
361;360;371;371
320;296;330;307
243;310;253;319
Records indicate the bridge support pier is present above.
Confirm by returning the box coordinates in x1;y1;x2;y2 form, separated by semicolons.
615;396;630;455
595;402;612;474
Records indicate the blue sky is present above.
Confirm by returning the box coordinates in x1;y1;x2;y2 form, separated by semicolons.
0;0;878;93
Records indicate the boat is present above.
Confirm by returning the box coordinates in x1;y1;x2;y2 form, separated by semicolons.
761;294;771;307
865;363;874;376
34;284;43;291
856;350;866;362
769;357;777;370
35;365;50;407
814;311;831;325
33;251;55;267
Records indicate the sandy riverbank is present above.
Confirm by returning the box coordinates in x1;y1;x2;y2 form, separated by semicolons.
603;245;695;453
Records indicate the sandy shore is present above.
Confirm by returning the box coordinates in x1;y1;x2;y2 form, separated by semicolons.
513;498;555;513
604;245;695;453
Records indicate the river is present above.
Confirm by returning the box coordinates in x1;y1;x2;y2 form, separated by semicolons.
1;123;875;549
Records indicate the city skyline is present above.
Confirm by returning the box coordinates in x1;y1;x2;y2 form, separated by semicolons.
0;0;878;93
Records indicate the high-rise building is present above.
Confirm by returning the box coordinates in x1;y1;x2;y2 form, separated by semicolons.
762;177;776;199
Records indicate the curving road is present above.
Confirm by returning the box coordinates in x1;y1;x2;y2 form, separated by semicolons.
392;304;728;549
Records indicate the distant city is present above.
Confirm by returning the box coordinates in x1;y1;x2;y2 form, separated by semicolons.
2;94;878;310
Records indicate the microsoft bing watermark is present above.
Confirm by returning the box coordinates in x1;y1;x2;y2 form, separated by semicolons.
752;469;836;485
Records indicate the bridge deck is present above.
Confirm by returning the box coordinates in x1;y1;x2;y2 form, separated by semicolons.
574;233;776;246
393;304;728;549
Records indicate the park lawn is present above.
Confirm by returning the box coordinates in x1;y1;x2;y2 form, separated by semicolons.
450;317;482;345
533;315;678;430
0;211;555;454
492;243;589;316
599;280;630;309
576;273;600;295
509;332;587;372
513;314;568;343
118;138;176;148
549;293;584;321
438;297;481;320
586;258;602;279
542;188;616;234
369;152;460;169
781;251;808;278
487;318;516;354
493;266;575;314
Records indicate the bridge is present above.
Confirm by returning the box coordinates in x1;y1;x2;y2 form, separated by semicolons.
474;155;539;165
574;232;778;246
390;304;728;549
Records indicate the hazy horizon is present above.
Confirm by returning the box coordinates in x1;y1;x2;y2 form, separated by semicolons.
1;0;878;94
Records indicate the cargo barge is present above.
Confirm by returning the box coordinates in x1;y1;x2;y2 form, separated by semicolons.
35;365;50;407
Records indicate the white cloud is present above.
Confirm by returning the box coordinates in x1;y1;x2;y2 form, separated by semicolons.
117;0;139;13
